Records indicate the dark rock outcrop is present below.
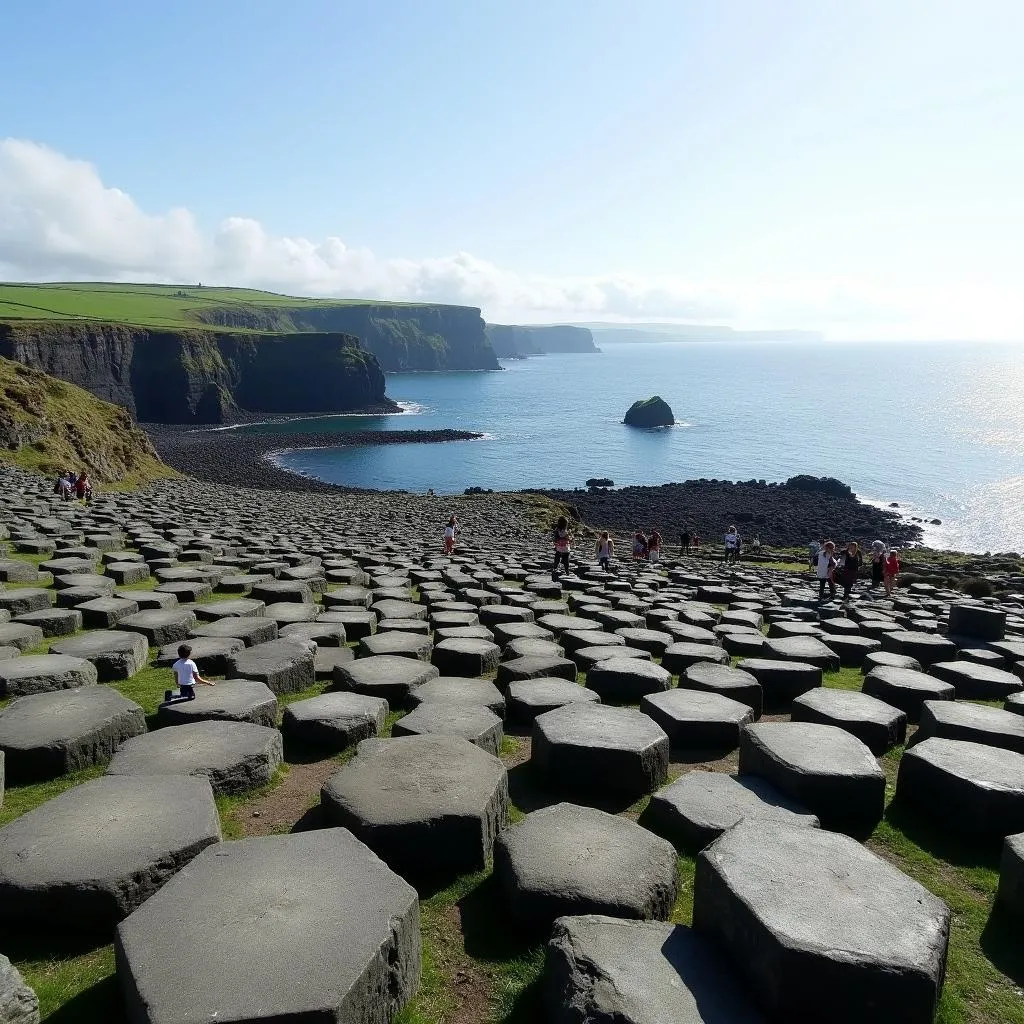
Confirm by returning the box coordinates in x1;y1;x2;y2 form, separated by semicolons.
0;322;390;424
623;396;675;428
485;325;597;358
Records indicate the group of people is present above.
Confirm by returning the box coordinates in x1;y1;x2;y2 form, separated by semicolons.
811;538;901;603
53;470;92;503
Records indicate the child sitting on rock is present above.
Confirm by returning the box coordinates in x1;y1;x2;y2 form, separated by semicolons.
163;644;215;706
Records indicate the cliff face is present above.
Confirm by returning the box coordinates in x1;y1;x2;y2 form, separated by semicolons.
193;303;499;372
485;324;597;357
0;322;389;424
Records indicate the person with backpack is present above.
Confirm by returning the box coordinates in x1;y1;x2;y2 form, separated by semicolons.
551;516;573;578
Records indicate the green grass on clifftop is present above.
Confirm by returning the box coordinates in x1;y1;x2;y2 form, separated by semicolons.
0;356;174;485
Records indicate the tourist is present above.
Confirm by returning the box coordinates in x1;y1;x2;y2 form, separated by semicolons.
648;529;663;563
816;541;838;602
837;541;863;603
632;530;648;560
808;538;821;571
551;516;573;578
751;534;761;553
884;548;901;596
443;514;458;555
75;471;92;503
595;531;614;571
869;539;887;589
680;530;691;555
162;644;215;706
724;525;740;564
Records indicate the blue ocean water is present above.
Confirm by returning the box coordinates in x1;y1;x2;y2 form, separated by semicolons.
253;341;1024;553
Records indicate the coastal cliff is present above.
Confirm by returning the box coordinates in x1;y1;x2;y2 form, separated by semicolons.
193;303;499;372
0;322;390;424
485;324;597;358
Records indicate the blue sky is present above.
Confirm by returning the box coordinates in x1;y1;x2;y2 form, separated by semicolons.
2;0;1023;338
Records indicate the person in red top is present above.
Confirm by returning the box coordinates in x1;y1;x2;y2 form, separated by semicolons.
883;549;900;596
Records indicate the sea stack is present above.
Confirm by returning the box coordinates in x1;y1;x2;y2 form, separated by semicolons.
624;396;675;428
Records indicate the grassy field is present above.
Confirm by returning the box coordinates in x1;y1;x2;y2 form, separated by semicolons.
0;282;435;331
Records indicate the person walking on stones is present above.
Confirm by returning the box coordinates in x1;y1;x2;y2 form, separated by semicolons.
163;644;215;706
724;525;740;564
75;471;92;503
816;540;838;602
632;530;648;561
680;529;691;555
443;515;458;555
552;516;573;579
648;529;663;564
837;541;863;604
808;537;821;571
884;548;901;596
595;531;614;571
869;539;887;589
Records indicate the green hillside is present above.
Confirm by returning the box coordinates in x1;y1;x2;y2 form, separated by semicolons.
0;282;437;332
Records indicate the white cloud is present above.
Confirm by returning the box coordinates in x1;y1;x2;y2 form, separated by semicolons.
1;138;1022;340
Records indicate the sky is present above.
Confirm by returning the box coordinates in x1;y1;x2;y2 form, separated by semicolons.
1;0;1023;339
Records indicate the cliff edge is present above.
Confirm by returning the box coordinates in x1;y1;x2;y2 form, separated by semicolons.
485;324;597;358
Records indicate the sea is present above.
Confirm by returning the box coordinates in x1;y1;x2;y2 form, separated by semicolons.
241;340;1024;554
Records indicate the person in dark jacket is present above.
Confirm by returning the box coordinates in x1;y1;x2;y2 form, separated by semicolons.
838;541;863;603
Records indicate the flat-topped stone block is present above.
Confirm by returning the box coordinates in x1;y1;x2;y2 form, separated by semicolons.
370;598;427;621
0;559;39;583
506;678;601;724
880;630;958;667
190;616;278;647
739;722;885;836
791;688;907;755
333;655;438;705
765;636;839;671
263;601;319;625
76;596;140;629
545;915;764;1024
693;821;950;1024
680;662;763;718
532;703;669;803
120;608;197;646
0;654;97;697
896;737;1024;837
190;597;266;622
249;580;315;604
430;637;501;677
392;703;503;755
0;775;219;935
359;630;433;661
640;771;818;851
824;633;883;667
107;721;283;795
115;829;420;1024
280;620;347;647
104;561;152;586
862;665;955;721
49;630;148;682
321;735;508;885
734;658;821;710
640;689;754;750
998;832;1024;919
410;676;505;716
0;686;145;782
157;678;278;729
156;636;244;676
0;589;53;617
495;802;678;930
661;642;730;674
0;622;43;653
928;660;1024;701
12;608;81;637
915;700;1024;755
949;601;1006;642
282;692;388;751
585;657;670;703
497;654;578;688
225;638;314;695
0;953;38;1024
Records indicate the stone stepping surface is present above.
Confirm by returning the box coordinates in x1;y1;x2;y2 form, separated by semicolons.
880;630;958;667
0;686;145;782
0;654;98;697
739;722;885;836
896;737;1024;837
115;829;421;1024
321;735;508;886
862;666;955;721
494;802;678;930
949;601;1006;642
506;678;601;724
791;688;907;755
76;596;139;629
430;637;501;677
734;658;821;710
359;631;433;661
928;661;1024;701
914;700;1024;755
107;721;283;795
119;609;197;647
586;657;671;703
333;655;438;705
0;589;53;617
282;692;388;752
392;703;504;755
12;607;81;637
49;630;149;682
409;676;505;716
497;655;578;688
545;915;765;1024
225;638;315;695
660;642;730;674
0;775;220;936
313;645;355;680
765;636;839;671
640;771;818;852
693;821;949;1024
156;637;244;676
531;703;669;804
680;663;763;718
640;689;754;750
156;678;278;729
190;616;279;647
280;621;347;647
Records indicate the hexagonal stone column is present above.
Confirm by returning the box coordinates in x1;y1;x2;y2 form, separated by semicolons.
948;601;1005;642
392;704;503;755
640;772;818;851
0;654;98;697
914;700;1024;755
0;687;145;782
107;721;283;795
545;916;764;1024
862;666;954;721
50;631;149;681
225;639;314;695
586;658;671;703
494;803;678;931
321;735;508;886
282;692;388;752
119;608;197;646
998;832;1024;919
532;703;669;803
680;663;763;718
333;655;438;706
0;775;219;935
739;722;885;836
116;828;420;1024
506;678;600;724
791;688;907;755
693;820;949;1024
895;737;1024;837
409;677;505;716
928;661;1023;701
640;689;754;750
430;637;501;677
734;658;821;710
156;679;278;728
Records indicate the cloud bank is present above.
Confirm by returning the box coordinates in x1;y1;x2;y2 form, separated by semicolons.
1;138;1020;339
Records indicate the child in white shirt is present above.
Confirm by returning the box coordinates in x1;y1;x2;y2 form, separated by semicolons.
164;643;215;706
